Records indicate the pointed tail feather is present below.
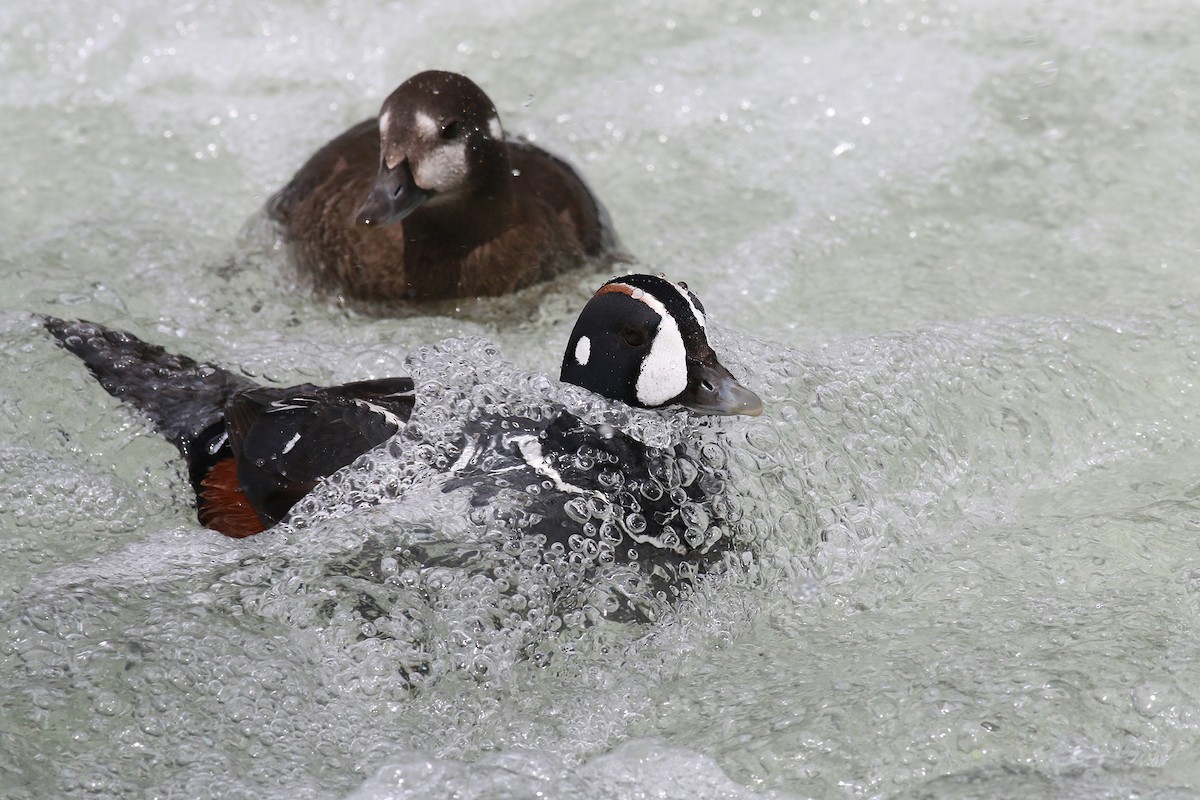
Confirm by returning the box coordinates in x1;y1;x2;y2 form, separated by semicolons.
41;316;258;494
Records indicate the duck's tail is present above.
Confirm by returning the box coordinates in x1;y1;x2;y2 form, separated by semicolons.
41;316;257;497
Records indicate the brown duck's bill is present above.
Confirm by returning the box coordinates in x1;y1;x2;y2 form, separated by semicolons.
355;160;431;227
678;359;763;417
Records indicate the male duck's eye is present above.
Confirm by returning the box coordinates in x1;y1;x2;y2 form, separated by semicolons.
621;328;646;347
440;120;460;140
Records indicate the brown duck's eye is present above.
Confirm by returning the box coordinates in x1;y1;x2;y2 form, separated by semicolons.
621;327;646;347
440;120;460;140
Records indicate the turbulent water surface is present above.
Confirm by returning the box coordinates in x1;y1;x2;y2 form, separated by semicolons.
3;1;1200;798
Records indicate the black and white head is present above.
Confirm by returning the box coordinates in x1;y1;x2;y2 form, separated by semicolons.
356;70;509;227
560;274;762;416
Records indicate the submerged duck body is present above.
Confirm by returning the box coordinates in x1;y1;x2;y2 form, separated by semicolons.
42;276;761;599
269;70;622;303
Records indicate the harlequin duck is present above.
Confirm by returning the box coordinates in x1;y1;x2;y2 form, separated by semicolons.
268;70;623;303
41;275;760;542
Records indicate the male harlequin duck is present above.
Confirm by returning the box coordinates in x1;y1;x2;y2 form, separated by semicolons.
268;70;622;303
42;275;760;544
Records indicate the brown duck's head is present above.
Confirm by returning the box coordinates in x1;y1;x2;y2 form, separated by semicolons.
356;70;511;228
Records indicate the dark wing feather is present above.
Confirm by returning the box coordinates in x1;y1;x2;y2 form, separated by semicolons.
41;316;257;494
228;377;416;526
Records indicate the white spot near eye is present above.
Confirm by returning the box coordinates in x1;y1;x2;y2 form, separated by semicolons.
381;111;402;168
488;115;502;139
281;432;302;454
574;335;590;366
415;110;438;138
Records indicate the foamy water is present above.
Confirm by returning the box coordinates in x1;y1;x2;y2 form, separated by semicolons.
3;1;1200;798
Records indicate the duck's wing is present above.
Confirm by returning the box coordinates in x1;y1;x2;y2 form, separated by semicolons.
226;377;416;526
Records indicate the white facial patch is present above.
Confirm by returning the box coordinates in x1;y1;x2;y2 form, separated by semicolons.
623;289;687;407
413;140;467;193
414;110;439;138
488;115;502;140
574;335;591;366
380;110;404;169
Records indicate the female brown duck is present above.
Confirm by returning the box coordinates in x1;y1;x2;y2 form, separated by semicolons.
269;70;622;303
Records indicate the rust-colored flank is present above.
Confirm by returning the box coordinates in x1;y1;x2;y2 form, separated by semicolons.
198;458;267;538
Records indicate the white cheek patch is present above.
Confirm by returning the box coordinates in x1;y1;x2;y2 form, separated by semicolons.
574;335;590;366
635;310;688;407
378;109;392;136
488;115;502;140
602;280;691;406
413;141;467;192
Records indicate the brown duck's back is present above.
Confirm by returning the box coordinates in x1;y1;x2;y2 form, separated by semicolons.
269;117;377;225
506;139;616;258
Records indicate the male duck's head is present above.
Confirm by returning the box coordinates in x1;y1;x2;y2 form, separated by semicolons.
561;274;762;416
356;70;509;228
